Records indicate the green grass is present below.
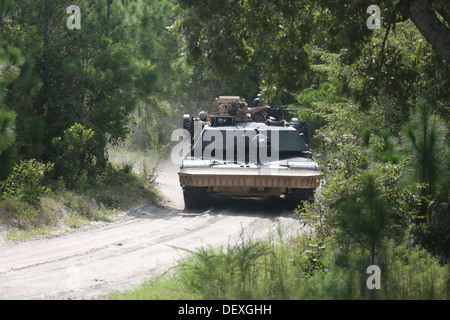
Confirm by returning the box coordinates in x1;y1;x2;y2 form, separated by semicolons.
106;232;449;300
107;276;203;300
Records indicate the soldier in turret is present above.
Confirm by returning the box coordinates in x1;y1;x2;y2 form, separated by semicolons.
251;97;270;122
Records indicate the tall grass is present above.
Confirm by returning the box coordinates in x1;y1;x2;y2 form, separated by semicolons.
108;230;449;300
175;239;271;299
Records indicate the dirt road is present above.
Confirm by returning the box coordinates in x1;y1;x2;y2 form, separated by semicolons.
0;160;306;300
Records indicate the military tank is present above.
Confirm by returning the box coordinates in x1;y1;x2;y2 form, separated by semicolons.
178;96;321;209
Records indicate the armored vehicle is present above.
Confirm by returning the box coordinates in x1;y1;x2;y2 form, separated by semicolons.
178;96;321;209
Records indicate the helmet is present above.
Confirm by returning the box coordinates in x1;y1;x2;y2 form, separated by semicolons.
199;111;208;120
253;97;263;106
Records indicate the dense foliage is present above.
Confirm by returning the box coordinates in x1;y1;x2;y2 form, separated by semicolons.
0;0;448;299
172;0;449;298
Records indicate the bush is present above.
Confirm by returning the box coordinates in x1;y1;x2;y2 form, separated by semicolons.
0;159;52;205
52;123;99;190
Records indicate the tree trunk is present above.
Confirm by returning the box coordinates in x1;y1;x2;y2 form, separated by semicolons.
407;0;450;62
106;0;113;36
107;0;112;20
42;0;50;106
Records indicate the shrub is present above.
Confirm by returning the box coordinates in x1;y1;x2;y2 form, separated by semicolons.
52;123;99;190
294;240;448;300
0;159;52;205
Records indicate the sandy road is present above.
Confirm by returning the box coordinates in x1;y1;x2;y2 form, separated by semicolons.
0;160;306;300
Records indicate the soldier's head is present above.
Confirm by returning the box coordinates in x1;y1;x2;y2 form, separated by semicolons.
253;97;263;107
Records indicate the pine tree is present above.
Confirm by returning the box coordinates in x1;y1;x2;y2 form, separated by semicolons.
0;44;24;179
0;0;13;23
335;175;391;265
334;174;393;300
404;101;450;266
402;100;447;205
0;108;15;153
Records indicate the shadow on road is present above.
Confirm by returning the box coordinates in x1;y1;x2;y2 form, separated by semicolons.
182;194;304;218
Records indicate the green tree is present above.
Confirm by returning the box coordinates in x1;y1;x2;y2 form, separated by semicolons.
0;44;27;179
0;0;14;22
1;1;165;171
402;100;449;269
174;0;315;93
402;100;447;201
174;0;449;121
335;174;392;262
0;109;15;154
0;108;17;180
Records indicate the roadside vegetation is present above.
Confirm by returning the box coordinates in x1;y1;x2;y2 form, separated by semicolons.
0;1;172;240
108;231;448;300
1;0;449;299
0;158;160;241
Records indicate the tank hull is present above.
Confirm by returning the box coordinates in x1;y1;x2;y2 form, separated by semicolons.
179;165;321;197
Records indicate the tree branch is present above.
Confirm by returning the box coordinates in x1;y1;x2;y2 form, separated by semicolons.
380;23;391;56
431;1;450;27
407;0;450;62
